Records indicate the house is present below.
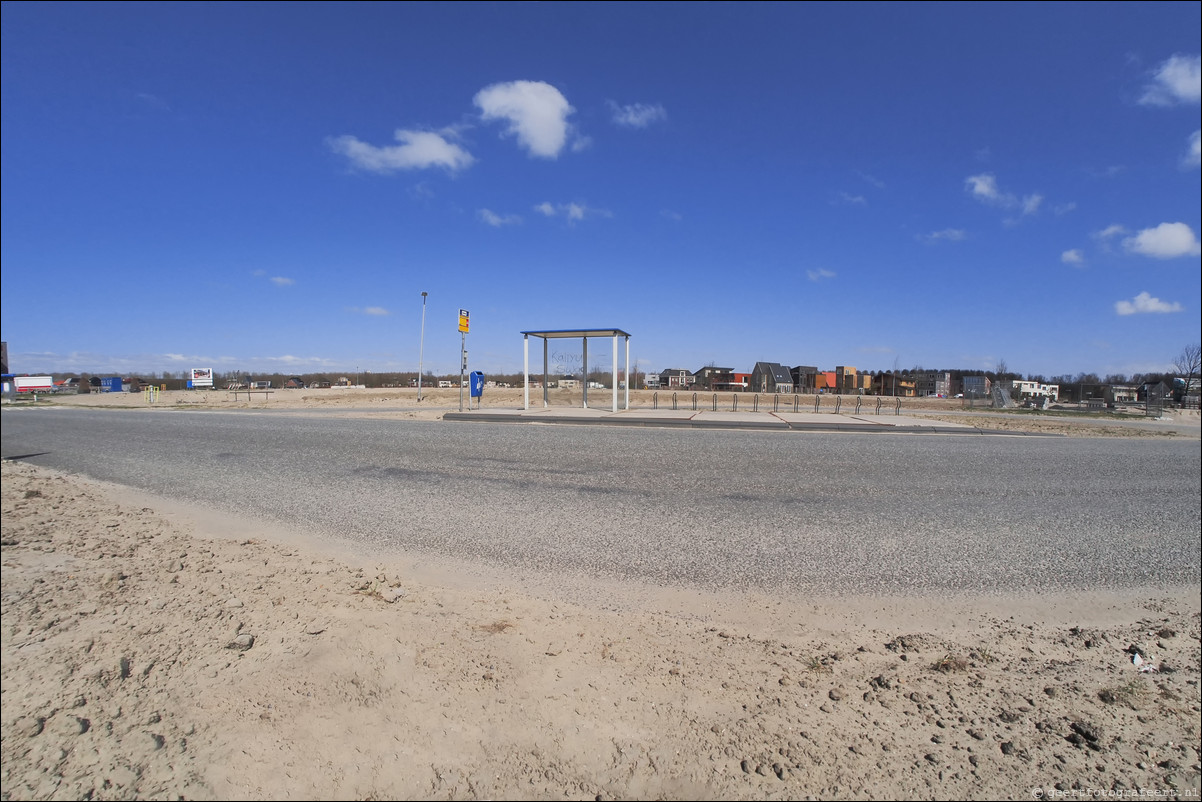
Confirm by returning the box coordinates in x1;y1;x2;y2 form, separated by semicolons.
750;362;794;394
791;366;818;393
1011;380;1059;402
693;366;734;390
870;372;916;397
1103;385;1138;405
658;369;694;389
913;370;952;397
284;377;306;389
1138;381;1171;402
835;366;871;394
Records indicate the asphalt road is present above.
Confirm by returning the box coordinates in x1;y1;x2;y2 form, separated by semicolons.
3;407;1199;597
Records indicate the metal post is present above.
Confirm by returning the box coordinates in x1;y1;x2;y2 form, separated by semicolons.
582;337;589;409
417;292;427;402
624;336;630;410
612;333;618;412
459;331;465;412
523;334;530;410
542;337;549;407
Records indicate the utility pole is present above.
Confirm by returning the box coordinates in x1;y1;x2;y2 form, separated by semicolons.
417;291;427;401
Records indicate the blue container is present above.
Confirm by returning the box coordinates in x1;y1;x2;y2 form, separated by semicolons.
100;377;123;393
469;371;485;398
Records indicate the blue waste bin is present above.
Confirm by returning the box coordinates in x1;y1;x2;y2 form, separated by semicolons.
469;371;485;398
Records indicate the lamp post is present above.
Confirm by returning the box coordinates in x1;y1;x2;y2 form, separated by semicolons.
417;291;428;402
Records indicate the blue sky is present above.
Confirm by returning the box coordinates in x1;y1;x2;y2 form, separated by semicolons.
3;1;1199;380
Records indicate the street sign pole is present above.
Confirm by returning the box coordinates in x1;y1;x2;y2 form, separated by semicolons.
458;309;470;412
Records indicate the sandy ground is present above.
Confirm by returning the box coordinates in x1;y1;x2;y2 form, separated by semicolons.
2;390;1200;800
17;386;1202;439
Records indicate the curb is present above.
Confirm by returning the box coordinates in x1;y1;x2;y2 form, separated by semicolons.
441;412;1057;436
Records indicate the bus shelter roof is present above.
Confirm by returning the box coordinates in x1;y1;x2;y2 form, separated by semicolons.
521;328;631;339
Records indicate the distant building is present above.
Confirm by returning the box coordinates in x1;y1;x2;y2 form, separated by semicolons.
751;362;794;394
692;366;734;390
1011;380;1059;401
913;371;952;397
658;369;694;389
962;376;991;398
791;366;818;393
871;372;916;397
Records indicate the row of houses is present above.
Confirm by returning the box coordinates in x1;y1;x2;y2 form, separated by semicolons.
646;364;1197;406
646;364;964;397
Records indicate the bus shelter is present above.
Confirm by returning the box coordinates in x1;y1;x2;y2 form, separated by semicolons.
521;328;631;411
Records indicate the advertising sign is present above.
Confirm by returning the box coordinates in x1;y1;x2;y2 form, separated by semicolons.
190;368;214;387
14;376;54;392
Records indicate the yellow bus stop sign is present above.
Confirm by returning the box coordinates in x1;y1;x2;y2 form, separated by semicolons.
458;309;470;333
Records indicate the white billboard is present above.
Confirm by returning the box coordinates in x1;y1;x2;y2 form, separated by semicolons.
14;376;54;392
190;368;214;387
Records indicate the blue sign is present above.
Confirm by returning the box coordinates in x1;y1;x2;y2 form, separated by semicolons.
469;371;485;398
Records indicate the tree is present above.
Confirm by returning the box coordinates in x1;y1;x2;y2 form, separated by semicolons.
1173;344;1201;404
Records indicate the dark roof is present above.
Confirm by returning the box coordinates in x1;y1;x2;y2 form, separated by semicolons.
754;362;792;382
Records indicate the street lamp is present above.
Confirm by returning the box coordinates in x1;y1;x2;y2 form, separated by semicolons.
417;291;428;402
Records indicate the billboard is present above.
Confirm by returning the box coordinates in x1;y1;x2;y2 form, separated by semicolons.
190;368;214;387
14;376;54;392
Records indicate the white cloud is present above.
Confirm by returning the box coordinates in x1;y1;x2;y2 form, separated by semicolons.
364;307;390;316
1054;201;1077;215
925;228;967;242
807;268;836;282
1094;223;1127;240
1061;249;1084;265
270;276;294;287
1185;130;1201;168
857;171;886;189
965;173;1041;215
834;191;867;206
532;201;611;223
327;129;474;173
1122;222;1202;258
609;101;667;128
965;173;1002;202
474;80;576;159
479;209;522;227
1115;292;1183;316
1138;54;1201;106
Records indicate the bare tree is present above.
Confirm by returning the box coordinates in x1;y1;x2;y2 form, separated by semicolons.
1173;344;1201;404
